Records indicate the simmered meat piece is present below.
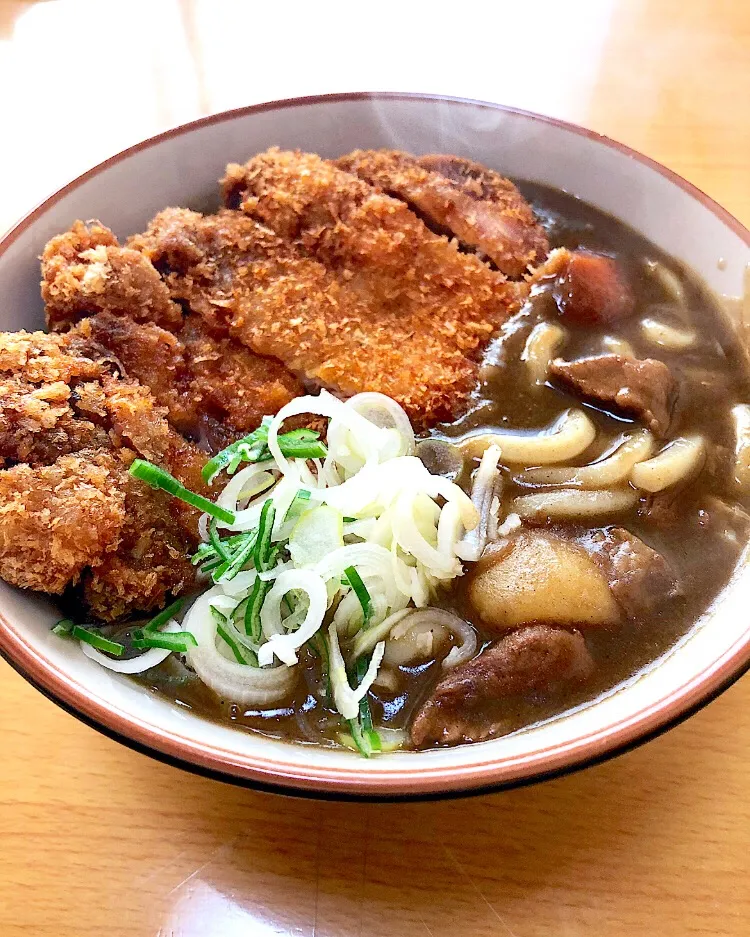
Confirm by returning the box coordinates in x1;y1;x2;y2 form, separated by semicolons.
0;452;125;593
550;353;676;435
135;175;524;426
42;220;184;332
580;526;678;618
334;150;548;277
0;330;206;618
410;625;593;748
547;249;635;326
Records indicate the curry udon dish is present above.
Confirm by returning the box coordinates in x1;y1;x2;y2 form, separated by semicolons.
3;147;749;755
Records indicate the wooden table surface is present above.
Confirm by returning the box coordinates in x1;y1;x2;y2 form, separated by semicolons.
1;1;749;934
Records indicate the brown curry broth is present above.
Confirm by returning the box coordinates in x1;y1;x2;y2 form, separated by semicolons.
137;183;750;749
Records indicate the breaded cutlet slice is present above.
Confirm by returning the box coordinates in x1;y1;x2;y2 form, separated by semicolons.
41;220;184;332
134;151;525;428
43;222;303;443
0;330;204;618
335;150;549;278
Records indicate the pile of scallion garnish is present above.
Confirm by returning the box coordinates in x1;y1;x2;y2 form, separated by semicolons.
54;391;486;756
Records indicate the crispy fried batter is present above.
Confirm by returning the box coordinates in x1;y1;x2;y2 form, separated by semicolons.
335;150;548;277
179;316;303;445
0;451;125;593
133;151;525;427
82;474;198;620
0;330;204;618
69;311;303;449
42;220;184;332
46;220;304;442
0;330;110;466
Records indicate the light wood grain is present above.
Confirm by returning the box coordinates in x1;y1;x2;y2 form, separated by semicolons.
0;1;749;935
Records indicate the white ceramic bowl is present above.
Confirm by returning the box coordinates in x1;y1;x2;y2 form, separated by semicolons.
1;93;748;799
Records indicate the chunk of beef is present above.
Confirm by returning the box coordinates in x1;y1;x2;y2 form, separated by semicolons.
550;353;676;435
580;526;678;619
410;625;593;748
334;149;548;277
548;249;635;326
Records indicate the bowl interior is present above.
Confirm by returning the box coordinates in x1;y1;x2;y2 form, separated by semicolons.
1;94;749;796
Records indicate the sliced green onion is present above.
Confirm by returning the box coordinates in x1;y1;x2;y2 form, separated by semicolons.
143;597;186;633
244;576;270;642
201;418;327;484
284;488;311;523
219;535;257;582
344;565;372;627
129;459;235;524
345;655;381;756
210;531;257;581
202;417;273;483
52;618;74;636
252;500;276;572
131;629;197;652
209;517;231;561
72;625;124;657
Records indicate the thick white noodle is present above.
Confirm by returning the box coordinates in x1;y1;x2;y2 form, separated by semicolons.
641;317;697;351
630;435;706;492
513;487;639;519
459;409;596;464
601;335;636;358
516;430;654;490
521;321;566;386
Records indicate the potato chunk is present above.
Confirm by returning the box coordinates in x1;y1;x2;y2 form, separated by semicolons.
469;532;620;630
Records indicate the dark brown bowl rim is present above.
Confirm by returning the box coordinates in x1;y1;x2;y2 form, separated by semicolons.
0;91;749;800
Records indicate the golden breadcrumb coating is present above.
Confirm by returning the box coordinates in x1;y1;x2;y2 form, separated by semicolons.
135;149;525;428
42;220;184;332
0;330;205;618
335;150;548;278
0;451;125;594
45;221;303;442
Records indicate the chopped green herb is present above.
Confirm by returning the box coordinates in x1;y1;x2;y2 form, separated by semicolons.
201;419;327;484
344;565;372;627
143;597;186;633
284;488;311;523
252;500;276;572
52;618;74;636
220;534;258;582
244;576;270;642
346;654;381;756
208;517;232;561
71;625;125;657
129;459;235;524
132;629;197;653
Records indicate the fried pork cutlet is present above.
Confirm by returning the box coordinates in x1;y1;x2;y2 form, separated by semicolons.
133;151;526;427
0;330;204;620
335;150;549;278
42;220;184;332
43;222;303;444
